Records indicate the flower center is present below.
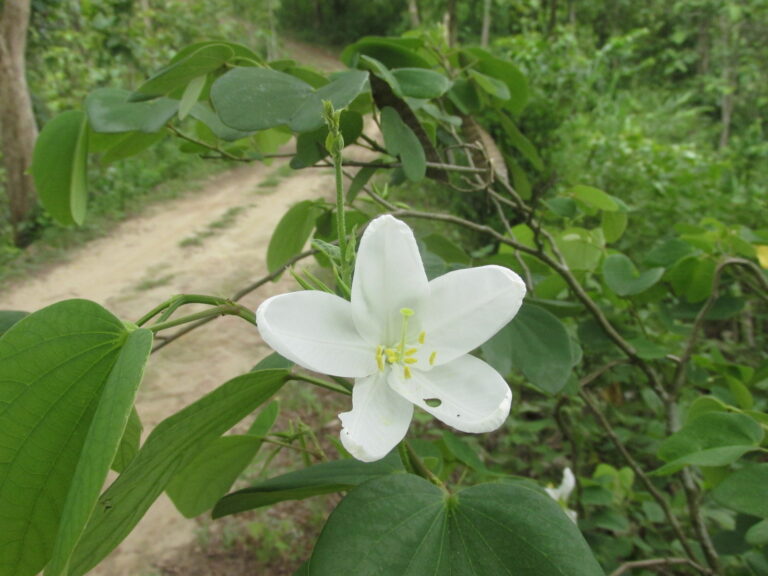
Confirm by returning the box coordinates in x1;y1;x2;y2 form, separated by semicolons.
375;308;437;380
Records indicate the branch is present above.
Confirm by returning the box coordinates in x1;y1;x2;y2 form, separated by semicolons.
609;557;712;576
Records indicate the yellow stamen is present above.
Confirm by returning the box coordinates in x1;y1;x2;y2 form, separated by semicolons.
400;307;415;317
386;348;398;363
403;366;412;379
404;357;418;364
376;346;384;371
405;348;418;356
418;331;426;344
429;351;437;366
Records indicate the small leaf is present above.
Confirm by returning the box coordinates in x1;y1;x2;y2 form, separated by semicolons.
499;114;543;171
0;310;28;336
211;67;314;131
86;89;178;133
266;200;324;274
482;303;575;395
135;43;233;98
655;413;764;475
32;111;89;226
289;70;369;133
46;329;153;576
570;185;618;212
348;166;377;203
712;465;768;518
747;519;768;546
341;36;433;69
602;211;628;243
189;103;254;142
178;75;207;120
462;47;528;114
390;68;451;99
213;454;404;518
468;69;510;100
603;254;664;296
380;107;426;182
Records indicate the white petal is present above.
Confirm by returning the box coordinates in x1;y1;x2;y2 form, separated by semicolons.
351;215;429;345
256;291;376;377
339;372;413;462
565;508;579;524
561;467;576;501
421;265;526;365
388;354;511;433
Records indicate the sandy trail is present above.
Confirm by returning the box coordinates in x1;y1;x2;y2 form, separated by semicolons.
1;160;336;574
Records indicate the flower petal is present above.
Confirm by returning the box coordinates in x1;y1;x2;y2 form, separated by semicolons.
421;265;526;365
351;215;429;345
388;354;511;433
339;372;413;462
256;291;376;377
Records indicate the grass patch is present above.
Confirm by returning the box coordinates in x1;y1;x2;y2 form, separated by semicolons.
179;206;246;248
255;163;294;192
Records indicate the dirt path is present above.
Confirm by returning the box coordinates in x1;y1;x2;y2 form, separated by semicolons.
1;159;337;574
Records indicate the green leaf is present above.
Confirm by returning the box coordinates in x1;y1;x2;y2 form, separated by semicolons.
713;465;768;518
646;238;696;267
0;300;127;576
112;408;142;473
0;310;28;336
482;303;574;395
189;103;254;142
213;454;404;518
135;43;233;98
570;185;619;212
441;431;488;473
462;47;528;114
390;68;451;99
655;413;764;475
499;114;543;171
45;329;153;576
289;70;369;133
68;369;287;576
91;130;166;164
178;75;207;120
380;107;426;182
602;211;628;243
468;69;510;100
421;234;470;265
603;254;665;296
166;401;278;518
555;228;604;272
211;67;314;131
32;111;89;226
341;36;433;69
266;200;324;274
347;166;377;203
307;475;604;576
747;519;768;546
448;78;481;114
86;89;178;133
668;256;717;303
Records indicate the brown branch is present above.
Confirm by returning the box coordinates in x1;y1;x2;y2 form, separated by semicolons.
609;557;712;576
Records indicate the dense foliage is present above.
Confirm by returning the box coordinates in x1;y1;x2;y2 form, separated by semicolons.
1;2;767;575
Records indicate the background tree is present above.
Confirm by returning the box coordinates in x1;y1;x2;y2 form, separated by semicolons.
0;0;38;247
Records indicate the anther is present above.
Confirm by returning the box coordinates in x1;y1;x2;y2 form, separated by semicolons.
403;366;412;379
418;331;426;344
429;351;437;366
405;348;418;356
404;357;418;365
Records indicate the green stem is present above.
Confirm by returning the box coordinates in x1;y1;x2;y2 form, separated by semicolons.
403;441;447;491
148;303;255;333
136;294;231;326
333;151;350;286
291;373;351;396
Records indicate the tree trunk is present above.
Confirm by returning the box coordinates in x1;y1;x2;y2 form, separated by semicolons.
480;0;491;47
0;0;38;247
718;10;737;150
547;0;559;37
408;0;420;28
443;0;458;47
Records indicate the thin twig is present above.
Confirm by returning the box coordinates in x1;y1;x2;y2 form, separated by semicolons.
609;557;712;576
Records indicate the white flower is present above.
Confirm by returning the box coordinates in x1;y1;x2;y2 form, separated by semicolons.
545;467;578;524
256;215;526;462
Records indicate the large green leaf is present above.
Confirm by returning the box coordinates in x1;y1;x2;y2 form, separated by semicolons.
570;185;619;212
188;103;254;142
482;303;575;395
380;107;426;182
499;114;543;171
266;200;324;274
111;408;142;473
135;43;233;98
166;401;279;518
655;412;764;475
308;475;604;575
341;36;434;69
555;227;604;271
45;329;153;576
213;454;404;518
289;70;369;133
86;88;178;133
31;110;89;226
0;300;127;576
211;67;314;131
602;254;664;296
68;369;288;576
90;130;166;164
712;465;768;518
